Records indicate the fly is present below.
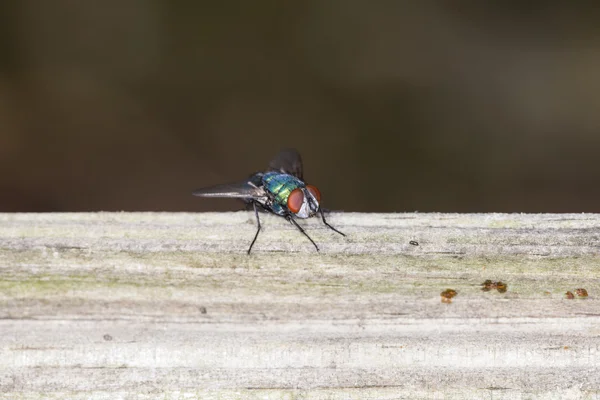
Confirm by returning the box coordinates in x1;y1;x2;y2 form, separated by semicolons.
193;149;345;254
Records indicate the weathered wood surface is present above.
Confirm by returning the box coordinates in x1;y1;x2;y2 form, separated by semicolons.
1;212;599;399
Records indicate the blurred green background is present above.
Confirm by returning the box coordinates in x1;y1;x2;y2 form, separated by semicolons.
1;2;599;213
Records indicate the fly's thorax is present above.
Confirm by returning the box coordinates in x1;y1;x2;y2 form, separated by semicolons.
262;172;304;205
262;172;320;218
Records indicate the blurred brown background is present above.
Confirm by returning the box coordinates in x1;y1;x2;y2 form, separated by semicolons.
1;2;599;213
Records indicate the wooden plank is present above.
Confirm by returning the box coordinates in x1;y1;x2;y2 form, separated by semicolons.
1;212;599;399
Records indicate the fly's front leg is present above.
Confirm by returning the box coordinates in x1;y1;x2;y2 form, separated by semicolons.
319;208;345;237
287;216;319;252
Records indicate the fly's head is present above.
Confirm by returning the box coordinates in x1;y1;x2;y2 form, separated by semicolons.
287;185;321;218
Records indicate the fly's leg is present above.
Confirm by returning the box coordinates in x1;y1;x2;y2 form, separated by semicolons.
319;208;346;236
247;201;262;254
287;216;319;252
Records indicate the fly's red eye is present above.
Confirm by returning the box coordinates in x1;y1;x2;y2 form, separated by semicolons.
306;185;321;203
287;188;304;213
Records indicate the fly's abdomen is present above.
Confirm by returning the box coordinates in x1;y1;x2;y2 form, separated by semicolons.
262;172;304;213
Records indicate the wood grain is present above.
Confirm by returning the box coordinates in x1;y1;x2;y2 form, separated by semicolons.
1;212;599;399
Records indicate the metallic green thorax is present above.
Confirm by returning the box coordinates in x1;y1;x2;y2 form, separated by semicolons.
262;172;305;215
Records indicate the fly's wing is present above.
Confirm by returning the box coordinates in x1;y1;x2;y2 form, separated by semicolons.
192;179;264;200
268;148;303;180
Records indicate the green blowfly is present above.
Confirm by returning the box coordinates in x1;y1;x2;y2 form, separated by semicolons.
193;149;345;254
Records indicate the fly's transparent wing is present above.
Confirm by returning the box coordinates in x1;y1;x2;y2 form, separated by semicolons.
192;180;264;199
268;148;303;180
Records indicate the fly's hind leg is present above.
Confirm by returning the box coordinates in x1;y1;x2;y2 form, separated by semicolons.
247;201;262;254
